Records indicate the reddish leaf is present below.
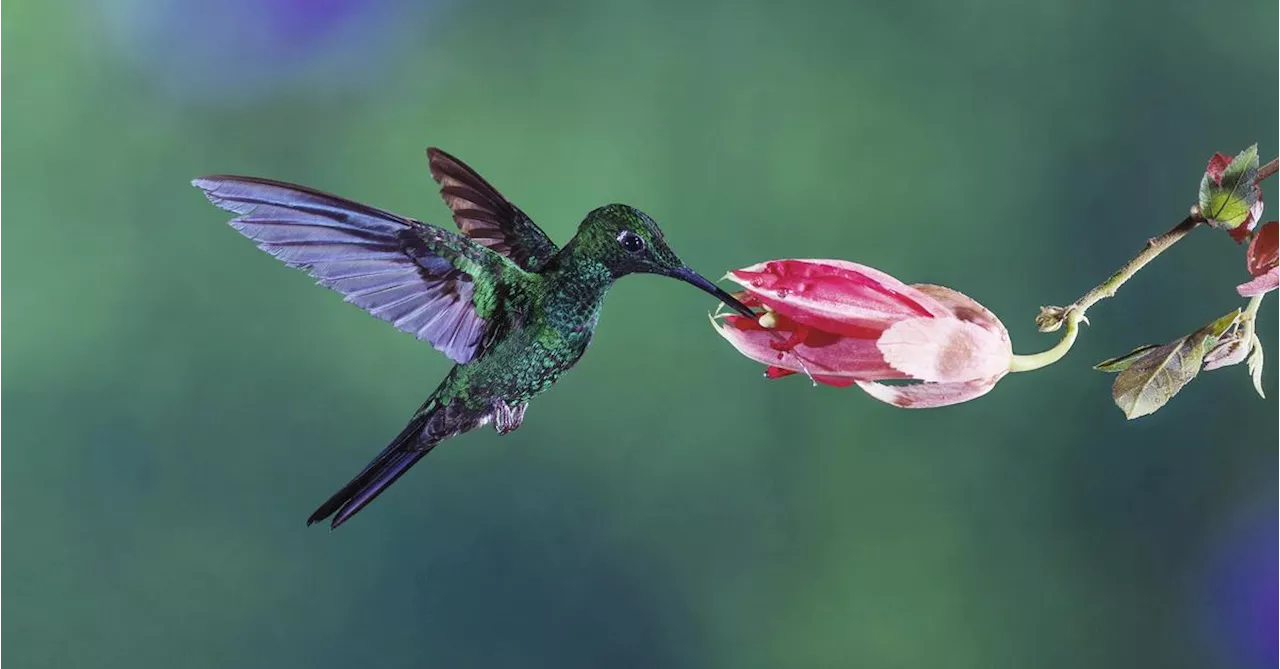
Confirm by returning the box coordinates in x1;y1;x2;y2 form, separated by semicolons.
1205;152;1233;183
1246;222;1278;277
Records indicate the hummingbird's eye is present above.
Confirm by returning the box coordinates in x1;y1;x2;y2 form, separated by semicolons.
617;230;646;254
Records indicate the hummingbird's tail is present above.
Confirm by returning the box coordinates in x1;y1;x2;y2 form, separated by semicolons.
306;412;438;529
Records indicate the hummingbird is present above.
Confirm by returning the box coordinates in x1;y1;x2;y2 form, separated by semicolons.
193;148;755;529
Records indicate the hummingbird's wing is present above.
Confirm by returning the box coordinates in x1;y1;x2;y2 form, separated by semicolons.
194;176;519;364
426;148;560;271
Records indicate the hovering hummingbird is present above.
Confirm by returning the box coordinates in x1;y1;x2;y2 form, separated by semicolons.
193;148;755;529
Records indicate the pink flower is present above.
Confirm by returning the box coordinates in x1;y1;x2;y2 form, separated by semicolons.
711;259;1012;408
1237;221;1278;297
1204;152;1265;244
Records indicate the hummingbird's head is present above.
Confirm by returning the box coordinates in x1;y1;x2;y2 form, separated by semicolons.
575;204;755;317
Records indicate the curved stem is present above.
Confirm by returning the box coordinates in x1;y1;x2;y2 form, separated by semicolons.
1008;217;1199;372
1009;156;1277;374
1009;311;1080;372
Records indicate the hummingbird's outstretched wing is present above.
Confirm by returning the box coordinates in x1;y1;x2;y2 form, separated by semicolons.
194;176;518;364
427;148;560;271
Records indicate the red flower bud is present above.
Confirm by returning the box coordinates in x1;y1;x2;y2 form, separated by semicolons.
712;260;1011;408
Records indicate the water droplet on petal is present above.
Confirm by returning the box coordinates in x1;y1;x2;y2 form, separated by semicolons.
776;288;790;298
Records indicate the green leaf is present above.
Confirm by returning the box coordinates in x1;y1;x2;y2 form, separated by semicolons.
1110;310;1240;419
1247;332;1266;399
1094;344;1160;372
1198;145;1260;229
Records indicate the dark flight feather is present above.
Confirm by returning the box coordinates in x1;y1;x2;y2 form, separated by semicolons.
427;148;559;271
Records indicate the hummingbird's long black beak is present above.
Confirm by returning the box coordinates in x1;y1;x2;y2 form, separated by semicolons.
667;267;757;318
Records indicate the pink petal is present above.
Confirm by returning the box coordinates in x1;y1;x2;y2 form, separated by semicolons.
855;377;1000;408
1246;221;1278;277
813;375;858;388
1204;338;1249;371
1206;152;1232;184
769;322;811;351
734;291;763;308
909;284;1009;342
711;314;906;379
876;316;1013;383
765;366;797;379
726;259;951;336
1237;268;1279;297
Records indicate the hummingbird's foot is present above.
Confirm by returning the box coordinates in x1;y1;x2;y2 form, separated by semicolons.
493;401;528;435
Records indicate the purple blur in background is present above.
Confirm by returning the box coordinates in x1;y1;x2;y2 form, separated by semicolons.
1199;502;1278;669
97;0;424;104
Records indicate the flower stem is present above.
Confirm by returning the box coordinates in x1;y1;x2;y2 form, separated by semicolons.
1009;312;1080;372
1238;291;1266;344
1008;216;1199;372
1009;156;1277;374
1259;158;1278;183
1244;291;1265;321
1070;215;1203;316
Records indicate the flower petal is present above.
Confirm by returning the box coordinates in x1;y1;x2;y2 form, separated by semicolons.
877;316;1013;383
1237;268;1279;297
711;313;906;379
813;375;858;388
765;366;797;379
909;284;1009;341
726;259;951;336
1204;337;1249;371
854;378;1000;408
1245;221;1278;277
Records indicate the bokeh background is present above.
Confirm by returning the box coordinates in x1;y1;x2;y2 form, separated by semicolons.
3;1;1277;667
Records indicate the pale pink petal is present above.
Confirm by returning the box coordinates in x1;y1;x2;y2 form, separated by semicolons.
710;315;906;379
877;316;1012;383
910;284;1009;342
1237;268;1279;296
854;377;1000;408
1204;338;1249;371
726;259;951;336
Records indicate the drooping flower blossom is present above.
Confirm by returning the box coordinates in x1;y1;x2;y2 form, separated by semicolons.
1237;221;1278;297
711;259;1012;408
1203;152;1265;243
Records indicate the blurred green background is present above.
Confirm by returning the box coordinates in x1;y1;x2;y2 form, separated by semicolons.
3;0;1277;667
